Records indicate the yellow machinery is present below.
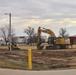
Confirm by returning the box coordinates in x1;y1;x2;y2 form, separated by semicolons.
37;27;70;50
8;42;20;50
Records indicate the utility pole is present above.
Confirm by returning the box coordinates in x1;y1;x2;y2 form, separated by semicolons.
5;13;12;51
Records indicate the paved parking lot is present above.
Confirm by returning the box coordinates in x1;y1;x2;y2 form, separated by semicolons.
0;68;76;75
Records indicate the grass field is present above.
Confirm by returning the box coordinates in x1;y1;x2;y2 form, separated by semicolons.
0;45;37;50
19;45;37;50
0;44;76;50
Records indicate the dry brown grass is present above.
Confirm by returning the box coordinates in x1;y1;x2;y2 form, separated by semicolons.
0;45;37;50
0;44;76;50
18;45;37;50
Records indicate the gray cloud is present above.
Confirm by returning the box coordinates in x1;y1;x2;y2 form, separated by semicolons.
0;0;76;36
0;0;76;18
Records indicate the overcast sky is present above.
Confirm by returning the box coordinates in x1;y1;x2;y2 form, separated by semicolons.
0;0;76;36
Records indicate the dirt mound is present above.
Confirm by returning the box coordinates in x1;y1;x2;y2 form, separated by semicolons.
33;50;76;58
32;49;76;69
0;49;76;70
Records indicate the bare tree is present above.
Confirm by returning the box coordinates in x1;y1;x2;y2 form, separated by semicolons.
23;27;37;45
59;28;69;38
0;25;15;45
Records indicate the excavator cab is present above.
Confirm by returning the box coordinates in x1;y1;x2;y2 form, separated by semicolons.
48;37;55;45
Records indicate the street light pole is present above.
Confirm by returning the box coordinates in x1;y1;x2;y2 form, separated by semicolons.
9;13;11;51
5;13;12;51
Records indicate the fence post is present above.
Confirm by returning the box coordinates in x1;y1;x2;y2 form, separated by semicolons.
28;49;32;70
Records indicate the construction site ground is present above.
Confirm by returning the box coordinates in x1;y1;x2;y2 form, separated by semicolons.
0;45;76;70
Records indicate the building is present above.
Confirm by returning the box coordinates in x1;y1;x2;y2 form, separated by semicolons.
68;36;76;44
13;36;28;44
0;36;47;45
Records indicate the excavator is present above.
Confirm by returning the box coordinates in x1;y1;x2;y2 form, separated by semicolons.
37;27;70;50
8;42;20;50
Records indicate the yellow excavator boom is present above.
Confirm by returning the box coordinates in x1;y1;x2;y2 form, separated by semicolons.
38;27;56;43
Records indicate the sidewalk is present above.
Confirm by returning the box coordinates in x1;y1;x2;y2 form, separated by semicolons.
0;68;76;75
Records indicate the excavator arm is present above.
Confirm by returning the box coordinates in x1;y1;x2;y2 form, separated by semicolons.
37;27;56;49
38;27;56;43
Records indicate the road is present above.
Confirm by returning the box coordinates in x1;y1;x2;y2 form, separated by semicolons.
0;68;76;75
